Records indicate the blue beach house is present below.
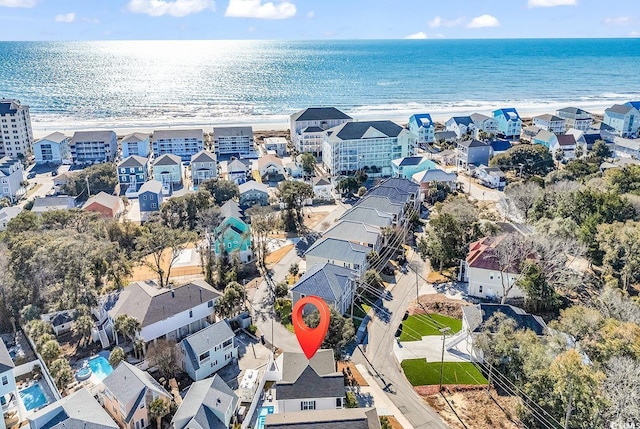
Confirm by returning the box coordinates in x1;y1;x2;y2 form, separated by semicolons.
212;212;252;263
153;154;182;195
603;103;640;138
138;180;163;212
121;132;150;158
117;155;149;195
391;155;436;179
492;108;523;139
408;114;435;144
532;130;559;150
446;116;475;139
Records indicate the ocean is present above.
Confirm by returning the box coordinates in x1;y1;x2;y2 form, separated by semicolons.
1;39;639;132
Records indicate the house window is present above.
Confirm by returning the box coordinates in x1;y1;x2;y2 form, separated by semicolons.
189;310;193;318
301;400;316;411
223;338;233;348
227;243;232;248
199;351;210;362
208;300;213;308
139;401;144;409
143;195;147;200
151;203;157;209
2;375;7;385
479;285;483;294
336;397;342;407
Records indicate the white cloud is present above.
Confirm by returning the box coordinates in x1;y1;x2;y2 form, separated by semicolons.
225;0;296;19
0;0;36;7
528;0;577;8
629;31;640;37
55;13;75;23
306;10;314;18
127;0;215;17
82;17;100;24
467;14;500;28
604;16;632;26
428;15;465;28
405;31;427;40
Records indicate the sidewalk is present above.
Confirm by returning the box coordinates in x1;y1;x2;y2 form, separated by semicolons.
355;363;414;429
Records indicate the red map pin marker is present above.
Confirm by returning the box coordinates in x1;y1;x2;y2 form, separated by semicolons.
292;295;331;360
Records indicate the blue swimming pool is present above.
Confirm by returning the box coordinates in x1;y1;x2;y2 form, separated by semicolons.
19;383;48;411
88;355;113;381
256;406;274;429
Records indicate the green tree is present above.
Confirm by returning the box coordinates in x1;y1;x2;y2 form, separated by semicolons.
202;179;239;205
215;281;245;320
149;398;170;429
304;307;355;357
62;163;118;201
278;181;314;232
554;148;564;169
597;221;640;291
40;339;61;365
274;281;290;299
517;261;560;313
337;177;358;195
19;304;40;323
289;263;299;278
73;314;94;349
114;314;141;347
380;416;393;429
363;269;383;290
490;144;554;176
590;139;612;160
48;358;74;392
300;152;316;175
158;189;213;230
109;346;126;368
417;213;461;271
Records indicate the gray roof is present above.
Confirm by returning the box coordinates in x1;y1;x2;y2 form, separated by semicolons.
138;180;163;194
191;150;217;164
118;155;148;168
28;388;118;429
291;107;352;122
291;262;356;303
412;168;457;183
465;304;546;335
108;280;222;328
353;195;403;217
228;159;250;172
154;153;181;166
470;113;491;123
213;126;253;138
301;126;325;133
70;130;115;144
83;192;120;211
172;375;238;429
556;107;590;115
219;200;243;221
265;408;380;429
323;220;381;246
434;131;457;139
458;139;488;148
534;129;556;142
606;104;635;115
377;177;419;194
326;120;404;141
31;196;76;213
339;206;393;228
312;176;331;186
153;129;204;140
238;180;268;194
102;362;170;421
182;320;234;371
534;114;564;122
121;132;149;143
478;166;505;177
277;350;343;400
305;238;369;266
0;206;23;223
0;339;14;373
37;132;67;144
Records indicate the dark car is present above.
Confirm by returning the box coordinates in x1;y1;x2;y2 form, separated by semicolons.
51;169;58;176
27;171;36;179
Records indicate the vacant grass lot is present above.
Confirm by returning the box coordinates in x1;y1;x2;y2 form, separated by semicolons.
401;360;488;386
399;314;462;341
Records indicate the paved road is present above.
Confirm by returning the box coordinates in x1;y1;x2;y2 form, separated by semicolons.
352;252;450;429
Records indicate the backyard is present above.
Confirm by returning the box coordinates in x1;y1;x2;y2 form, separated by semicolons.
401;360;487;386
398;314;462;342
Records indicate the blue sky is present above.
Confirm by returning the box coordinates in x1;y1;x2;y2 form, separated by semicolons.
0;0;638;40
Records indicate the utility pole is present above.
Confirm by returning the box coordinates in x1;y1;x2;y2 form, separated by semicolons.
85;176;91;198
438;327;451;392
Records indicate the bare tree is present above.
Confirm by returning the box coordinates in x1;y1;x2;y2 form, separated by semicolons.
603;356;640;424
504;181;543;222
488;234;535;304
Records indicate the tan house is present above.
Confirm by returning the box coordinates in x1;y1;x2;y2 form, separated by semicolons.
101;362;172;429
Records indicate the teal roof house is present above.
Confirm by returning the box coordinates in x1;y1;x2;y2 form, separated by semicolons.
212;211;252;263
409;113;435;144
391;155;436;179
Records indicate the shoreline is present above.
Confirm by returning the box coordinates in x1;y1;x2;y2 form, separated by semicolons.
30;102;611;139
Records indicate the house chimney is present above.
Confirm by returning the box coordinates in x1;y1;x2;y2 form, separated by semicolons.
199;289;203;303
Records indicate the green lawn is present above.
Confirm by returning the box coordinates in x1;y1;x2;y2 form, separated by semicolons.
275;299;294;332
401;360;488;386
399;314;462;341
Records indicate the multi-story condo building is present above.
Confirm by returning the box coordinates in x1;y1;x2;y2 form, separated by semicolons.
408;113;435;144
32;132;71;164
555;107;593;131
70;130;117;164
0;98;33;158
290;107;352;155
212;126;254;157
532;114;566;134
0;157;25;202
492;108;523;139
152;129;204;161
121;132;151;158
322;120;416;176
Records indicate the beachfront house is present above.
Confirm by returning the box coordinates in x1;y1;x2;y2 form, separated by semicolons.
272;350;345;413
458;235;525;300
434;131;457;144
532;114;566;134
492;108;522;139
550;134;578;161
0;99;33;159
104;279;222;345
137;180;163;213
83;192;122;218
190;150;217;188
520;125;541;143
532;129;559;150
69;130;117;164
290;107;352;155
264;137;288;156
33;132;71;165
305;237;369;276
470;113;499;139
152;129;204;161
212;211;252;263
153;153;182;194
489;139;512;158
213;126;254;157
121;132;151;158
117;155;149;195
445;116;474;139
555;107;593;132
172;375;239;429
408;113;435;145
0;206;22;231
291;263;357;315
0;157;25;203
101;362;172;429
238;180;269;207
177;320;237;381
322;121;417;177
28;388;118;429
603;103;640;138
456;139;490;171
391;155;436;179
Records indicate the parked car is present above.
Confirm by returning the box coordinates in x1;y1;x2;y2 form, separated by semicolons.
51;168;58;176
27;171;36;179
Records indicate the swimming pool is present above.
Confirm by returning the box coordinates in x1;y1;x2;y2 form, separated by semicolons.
19;383;48;411
88;355;113;381
255;406;274;429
